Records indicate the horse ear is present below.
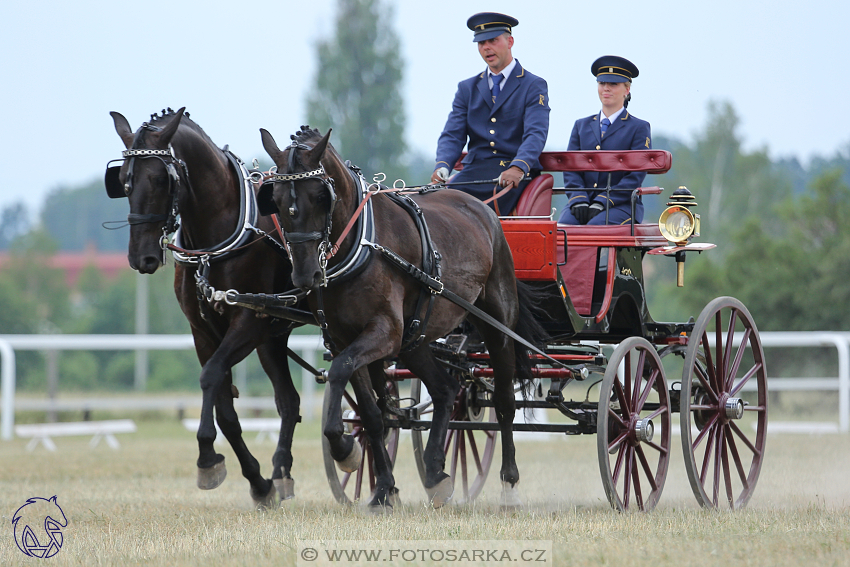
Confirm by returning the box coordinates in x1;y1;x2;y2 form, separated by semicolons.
305;128;332;167
154;106;185;145
110;111;134;149
260;128;285;164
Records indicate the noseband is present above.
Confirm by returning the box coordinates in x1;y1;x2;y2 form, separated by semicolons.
262;142;339;282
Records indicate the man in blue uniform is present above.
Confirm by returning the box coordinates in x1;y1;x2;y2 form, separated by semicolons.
558;56;652;225
431;12;550;215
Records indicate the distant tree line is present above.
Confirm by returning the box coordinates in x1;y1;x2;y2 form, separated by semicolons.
1;0;848;393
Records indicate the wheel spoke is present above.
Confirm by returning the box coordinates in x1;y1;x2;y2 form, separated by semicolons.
467;430;484;475
354;444;366;501
608;430;629;455
729;420;761;456
612;439;627;484
613;380;630;420
633;350;647;407
343;391;358;413
694;354;719;401
699;423;718;484
692;412;720;450
730;361;764;397
366;443;376;492
721;429;734;507
635;445;659;492
645;404;668;421
632;455;644;510
721;310;738;390
608;406;628;429
726;328;751;392
712;424;723;507
725;426;750;489
636;368;658;410
449;429;460;483
459;425;469;499
624;351;633;409
623;448;633;509
643;438;668;455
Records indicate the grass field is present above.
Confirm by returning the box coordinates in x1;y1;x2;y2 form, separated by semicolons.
1;416;848;566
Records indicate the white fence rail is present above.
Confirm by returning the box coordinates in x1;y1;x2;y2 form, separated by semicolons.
2;332;849;440
0;334;326;441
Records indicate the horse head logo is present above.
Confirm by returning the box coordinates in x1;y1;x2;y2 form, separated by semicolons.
12;496;68;558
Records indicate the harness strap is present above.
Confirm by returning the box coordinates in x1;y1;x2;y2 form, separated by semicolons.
363;239;571;371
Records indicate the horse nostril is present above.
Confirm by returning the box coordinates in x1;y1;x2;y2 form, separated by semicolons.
137;255;162;274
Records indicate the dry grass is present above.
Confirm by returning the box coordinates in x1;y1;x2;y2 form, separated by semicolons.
1;418;848;566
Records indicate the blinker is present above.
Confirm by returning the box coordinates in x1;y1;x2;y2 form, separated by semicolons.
257;181;279;216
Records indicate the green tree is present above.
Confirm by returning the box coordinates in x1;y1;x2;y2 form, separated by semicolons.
40;178;130;252
305;0;407;180
652;169;850;332
648;101;792;253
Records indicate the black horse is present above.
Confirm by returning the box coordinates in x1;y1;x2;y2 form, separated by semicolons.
257;126;543;510
108;108;303;508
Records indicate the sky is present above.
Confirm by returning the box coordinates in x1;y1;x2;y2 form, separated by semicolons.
1;0;847;218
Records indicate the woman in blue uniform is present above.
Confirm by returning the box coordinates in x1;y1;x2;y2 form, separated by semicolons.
558;56;651;225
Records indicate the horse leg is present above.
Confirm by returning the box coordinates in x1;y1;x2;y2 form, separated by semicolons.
256;334;300;501
212;381;273;509
347;365;397;513
475;317;523;508
401;343;460;507
196;319;274;508
322;323;398;474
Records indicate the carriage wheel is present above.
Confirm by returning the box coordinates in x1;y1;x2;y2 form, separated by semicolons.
680;297;767;509
321;380;400;505
597;337;671;512
410;379;497;504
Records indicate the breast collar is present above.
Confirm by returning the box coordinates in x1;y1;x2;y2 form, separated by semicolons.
322;165;375;285
171;149;260;265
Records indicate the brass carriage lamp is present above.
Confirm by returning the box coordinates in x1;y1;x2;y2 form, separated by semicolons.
658;187;701;287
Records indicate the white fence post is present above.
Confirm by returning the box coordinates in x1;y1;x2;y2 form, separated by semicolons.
1;339;16;440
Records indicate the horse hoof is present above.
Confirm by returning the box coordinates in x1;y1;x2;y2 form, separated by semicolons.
274;477;295;501
499;480;523;509
425;477;454;508
196;459;227;490
252;483;278;511
335;440;362;473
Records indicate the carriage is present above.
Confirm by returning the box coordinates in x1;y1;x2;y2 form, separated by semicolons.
106;112;766;513
317;149;768;512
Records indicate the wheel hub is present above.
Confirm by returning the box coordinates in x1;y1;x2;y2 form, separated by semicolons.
724;397;744;420
635;418;654;443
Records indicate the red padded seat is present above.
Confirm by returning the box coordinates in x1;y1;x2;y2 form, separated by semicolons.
513;174;554;216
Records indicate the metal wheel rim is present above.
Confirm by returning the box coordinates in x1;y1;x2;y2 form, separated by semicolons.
321;381;400;504
410;379;497;504
597;336;671;512
680;296;768;509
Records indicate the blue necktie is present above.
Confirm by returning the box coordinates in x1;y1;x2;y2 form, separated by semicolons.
600;117;611;137
491;73;503;102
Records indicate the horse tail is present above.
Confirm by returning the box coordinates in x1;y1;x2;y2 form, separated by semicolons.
513;279;551;398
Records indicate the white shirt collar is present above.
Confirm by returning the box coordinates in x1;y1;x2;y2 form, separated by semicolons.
600;106;625;123
488;58;517;89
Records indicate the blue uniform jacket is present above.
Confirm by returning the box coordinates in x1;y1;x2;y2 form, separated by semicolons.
435;60;550;213
561;111;651;222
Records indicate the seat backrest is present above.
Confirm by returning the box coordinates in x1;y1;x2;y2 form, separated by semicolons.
514;174;554;216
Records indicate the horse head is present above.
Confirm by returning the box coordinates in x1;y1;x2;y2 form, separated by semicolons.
108;107;187;274
259;126;341;291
